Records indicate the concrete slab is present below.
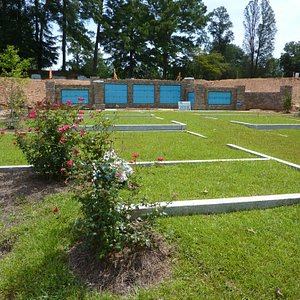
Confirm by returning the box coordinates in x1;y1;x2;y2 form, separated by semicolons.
231;120;300;130
129;157;270;166
0;165;32;171
227;144;300;171
131;193;300;217
81;124;186;131
185;130;208;139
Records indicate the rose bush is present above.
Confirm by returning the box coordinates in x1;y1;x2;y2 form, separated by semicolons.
17;103;162;258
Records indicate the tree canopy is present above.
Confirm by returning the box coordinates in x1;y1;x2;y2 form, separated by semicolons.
0;0;290;79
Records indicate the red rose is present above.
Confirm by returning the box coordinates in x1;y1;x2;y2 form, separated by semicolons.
157;156;164;161
66;160;73;166
29;110;38;119
60;137;66;143
53;207;59;214
133;153;139;158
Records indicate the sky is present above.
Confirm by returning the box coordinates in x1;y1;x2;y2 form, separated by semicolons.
54;0;299;68
205;0;299;58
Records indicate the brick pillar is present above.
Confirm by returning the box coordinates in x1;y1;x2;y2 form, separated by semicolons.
182;77;195;101
127;81;133;107
92;80;105;109
194;84;206;110
154;81;160;107
45;80;55;103
236;85;246;110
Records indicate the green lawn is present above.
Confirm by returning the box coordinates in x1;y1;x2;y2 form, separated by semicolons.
0;110;299;299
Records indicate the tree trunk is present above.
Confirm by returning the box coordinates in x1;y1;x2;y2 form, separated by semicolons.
162;52;168;79
92;22;101;75
61;0;67;71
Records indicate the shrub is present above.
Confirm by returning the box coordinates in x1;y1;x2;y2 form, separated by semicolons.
70;145;161;258
17;104;162;258
0;45;31;129
16;102;110;179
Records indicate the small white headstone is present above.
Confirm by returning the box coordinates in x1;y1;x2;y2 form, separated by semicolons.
178;101;191;111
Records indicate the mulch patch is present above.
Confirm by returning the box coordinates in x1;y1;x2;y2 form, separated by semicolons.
68;237;172;296
0;168;67;226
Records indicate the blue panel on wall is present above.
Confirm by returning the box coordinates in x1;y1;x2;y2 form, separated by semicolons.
208;91;232;105
104;84;128;104
133;84;155;104
187;92;195;104
160;85;181;104
61;89;89;104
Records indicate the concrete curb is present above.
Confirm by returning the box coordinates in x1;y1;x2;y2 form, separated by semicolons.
129;157;270;166
81;124;186;131
231;120;300;130
227;144;300;171
0;165;33;171
132;193;300;217
185;130;208;139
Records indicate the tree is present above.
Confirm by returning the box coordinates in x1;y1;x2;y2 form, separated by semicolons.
51;0;91;71
190;51;230;80
280;41;300;77
243;0;276;77
0;45;31;128
29;0;59;70
80;0;105;75
147;0;208;79
208;6;234;56
103;0;153;78
0;0;35;60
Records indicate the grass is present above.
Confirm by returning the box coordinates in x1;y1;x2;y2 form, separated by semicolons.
0;194;299;299
0;134;27;165
0;110;299;299
112;131;254;161
132;161;300;202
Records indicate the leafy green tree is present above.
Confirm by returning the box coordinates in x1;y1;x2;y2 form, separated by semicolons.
0;45;31;128
102;0;152;78
243;0;277;77
80;0;105;75
0;0;35;60
30;0;59;70
280;41;300;77
208;6;234;56
223;44;247;78
51;0;91;71
147;0;208;79
190;51;229;80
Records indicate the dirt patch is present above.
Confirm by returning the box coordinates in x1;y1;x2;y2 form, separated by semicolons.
68;238;172;296
0;169;67;227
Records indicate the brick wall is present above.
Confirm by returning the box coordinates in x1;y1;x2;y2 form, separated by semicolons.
245;86;292;111
0;77;294;111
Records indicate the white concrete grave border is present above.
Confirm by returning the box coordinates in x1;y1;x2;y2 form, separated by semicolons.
131;193;300;217
231;120;300;130
227;144;300;171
